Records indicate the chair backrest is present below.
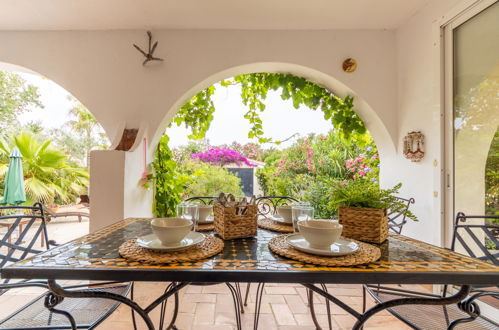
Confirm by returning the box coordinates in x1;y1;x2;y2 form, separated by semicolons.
184;196;216;205
255;196;300;217
451;212;499;266
0;203;49;275
387;197;415;234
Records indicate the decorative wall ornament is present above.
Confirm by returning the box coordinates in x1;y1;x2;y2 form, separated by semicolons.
342;58;357;73
133;31;164;66
403;131;425;162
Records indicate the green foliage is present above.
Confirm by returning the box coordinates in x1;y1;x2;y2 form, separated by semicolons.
174;73;363;144
0;71;43;134
221;73;364;143
485;129;499;221
156;72;370;214
178;160;243;197
256;130;379;218
172;140;210;163
172;86;216;139
0;132;88;204
152;135;189;217
328;181;418;221
64;98;109;166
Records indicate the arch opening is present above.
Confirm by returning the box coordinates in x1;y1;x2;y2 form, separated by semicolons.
152;62;396;160
150;66;393;219
0;62;110;240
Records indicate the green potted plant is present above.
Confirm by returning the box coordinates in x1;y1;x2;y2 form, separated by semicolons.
329;181;418;243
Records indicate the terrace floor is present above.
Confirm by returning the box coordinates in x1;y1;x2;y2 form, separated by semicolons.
0;215;418;329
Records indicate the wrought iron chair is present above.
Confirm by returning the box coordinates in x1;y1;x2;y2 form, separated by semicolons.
0;203;131;329
387;197;415;234
363;213;499;329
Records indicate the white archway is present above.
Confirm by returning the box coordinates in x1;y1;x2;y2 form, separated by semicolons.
0;61;113;142
151;62;397;181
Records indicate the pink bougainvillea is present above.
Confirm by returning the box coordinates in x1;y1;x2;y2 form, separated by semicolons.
191;148;257;167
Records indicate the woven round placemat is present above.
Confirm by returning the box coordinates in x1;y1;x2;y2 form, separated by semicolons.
119;235;224;264
197;223;214;232
258;218;294;233
268;234;380;266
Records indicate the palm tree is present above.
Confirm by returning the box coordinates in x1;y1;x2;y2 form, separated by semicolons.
67;102;100;167
0;132;89;204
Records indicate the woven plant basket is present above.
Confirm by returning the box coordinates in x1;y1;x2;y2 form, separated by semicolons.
338;206;388;243
214;203;257;240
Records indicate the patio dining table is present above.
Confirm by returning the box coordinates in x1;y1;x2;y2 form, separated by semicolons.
2;217;498;330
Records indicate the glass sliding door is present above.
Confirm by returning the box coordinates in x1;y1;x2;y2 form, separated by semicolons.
452;2;498;224
444;1;498;318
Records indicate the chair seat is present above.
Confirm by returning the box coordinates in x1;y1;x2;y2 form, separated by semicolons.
0;284;130;329
366;286;498;330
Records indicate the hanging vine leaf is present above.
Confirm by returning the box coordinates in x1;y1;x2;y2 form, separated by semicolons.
174;73;364;144
171;85;216;140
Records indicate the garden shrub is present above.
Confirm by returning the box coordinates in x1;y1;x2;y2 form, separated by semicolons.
178;160;243;197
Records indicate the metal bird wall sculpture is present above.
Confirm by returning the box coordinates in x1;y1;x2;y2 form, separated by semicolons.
133;31;164;66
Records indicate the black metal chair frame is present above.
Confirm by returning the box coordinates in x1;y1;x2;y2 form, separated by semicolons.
387;196;415;234
0;203;131;329
363;212;499;329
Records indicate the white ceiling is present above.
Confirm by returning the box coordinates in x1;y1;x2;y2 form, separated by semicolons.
0;0;432;31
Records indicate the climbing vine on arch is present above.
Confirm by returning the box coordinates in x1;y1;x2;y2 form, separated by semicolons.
153;72;368;216
173;72;365;143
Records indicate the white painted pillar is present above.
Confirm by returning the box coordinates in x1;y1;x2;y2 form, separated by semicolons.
89;150;125;233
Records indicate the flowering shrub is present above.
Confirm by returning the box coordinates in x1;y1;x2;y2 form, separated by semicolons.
191;148;257;167
257;130;379;218
345;144;379;183
215;142;265;162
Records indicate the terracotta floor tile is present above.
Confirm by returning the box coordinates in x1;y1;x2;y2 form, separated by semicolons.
183;293;217;303
202;283;233;294
185;285;203;293
193;302;216;325
271;303;297;326
284;294;309;314
265;286;298;295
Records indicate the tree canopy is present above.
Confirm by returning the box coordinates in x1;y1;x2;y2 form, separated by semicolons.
171;73;365;144
0;71;42;134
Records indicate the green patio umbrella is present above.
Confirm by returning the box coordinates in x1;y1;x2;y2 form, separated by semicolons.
1;146;26;205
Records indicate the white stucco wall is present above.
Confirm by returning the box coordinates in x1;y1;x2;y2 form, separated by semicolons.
390;0;466;245
0;29;401;231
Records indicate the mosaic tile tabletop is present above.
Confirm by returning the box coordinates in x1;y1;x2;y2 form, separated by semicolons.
3;218;498;284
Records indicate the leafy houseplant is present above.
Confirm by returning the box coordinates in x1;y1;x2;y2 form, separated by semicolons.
329;181;417;243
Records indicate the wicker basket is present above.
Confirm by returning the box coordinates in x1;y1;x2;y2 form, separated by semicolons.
214;203;257;240
338;206;388;243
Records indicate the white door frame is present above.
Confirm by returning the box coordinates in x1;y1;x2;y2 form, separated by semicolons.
441;0;498;322
441;0;497;247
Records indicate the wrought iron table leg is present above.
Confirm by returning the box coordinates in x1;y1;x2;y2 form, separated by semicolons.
235;282;245;313
321;283;333;330
308;288;322;330
48;280;187;330
303;283;472;330
253;282;265;330
159;282;180;330
44;292;77;330
226;283;242;330
244;282;251;306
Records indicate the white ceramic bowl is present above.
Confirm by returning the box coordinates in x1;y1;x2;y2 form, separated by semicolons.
198;205;213;221
276;206;293;223
151;218;193;246
297;220;343;250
